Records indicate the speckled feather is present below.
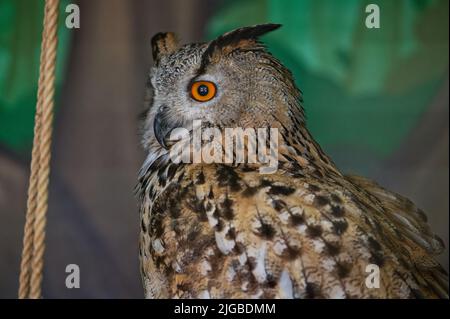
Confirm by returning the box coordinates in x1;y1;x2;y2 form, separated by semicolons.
137;24;448;299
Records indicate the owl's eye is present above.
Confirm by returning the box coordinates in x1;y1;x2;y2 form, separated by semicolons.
190;81;216;102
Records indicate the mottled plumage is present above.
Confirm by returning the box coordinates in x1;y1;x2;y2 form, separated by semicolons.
137;24;448;298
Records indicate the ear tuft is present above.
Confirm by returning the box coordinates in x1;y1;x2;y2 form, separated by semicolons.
151;32;179;63
199;23;281;73
213;23;281;48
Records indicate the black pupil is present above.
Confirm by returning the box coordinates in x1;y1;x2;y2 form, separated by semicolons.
197;84;209;96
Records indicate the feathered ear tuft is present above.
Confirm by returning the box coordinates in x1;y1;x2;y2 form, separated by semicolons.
151;32;179;64
199;23;281;73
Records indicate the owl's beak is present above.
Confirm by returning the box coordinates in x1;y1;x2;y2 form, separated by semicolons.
154;107;169;149
153;105;178;149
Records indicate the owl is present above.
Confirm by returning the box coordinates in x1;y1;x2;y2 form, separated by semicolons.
136;24;448;298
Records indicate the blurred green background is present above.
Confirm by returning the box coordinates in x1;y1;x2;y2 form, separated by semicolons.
0;0;71;154
0;0;448;298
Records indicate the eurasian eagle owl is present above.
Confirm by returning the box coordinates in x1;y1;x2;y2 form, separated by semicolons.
136;24;448;298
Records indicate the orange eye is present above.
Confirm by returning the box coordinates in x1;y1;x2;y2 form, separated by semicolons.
190;81;216;102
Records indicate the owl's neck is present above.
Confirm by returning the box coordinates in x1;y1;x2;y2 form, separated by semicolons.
276;121;342;179
137;118;340;192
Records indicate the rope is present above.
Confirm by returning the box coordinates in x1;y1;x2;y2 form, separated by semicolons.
18;0;59;299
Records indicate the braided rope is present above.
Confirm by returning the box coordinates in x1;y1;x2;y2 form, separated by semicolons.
18;0;59;299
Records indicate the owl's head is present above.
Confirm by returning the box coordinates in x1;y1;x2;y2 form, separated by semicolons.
142;24;304;152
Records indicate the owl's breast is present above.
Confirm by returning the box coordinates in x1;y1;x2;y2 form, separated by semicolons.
139;163;446;298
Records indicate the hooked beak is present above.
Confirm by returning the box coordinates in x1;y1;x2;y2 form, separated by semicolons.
153;105;181;149
153;106;170;149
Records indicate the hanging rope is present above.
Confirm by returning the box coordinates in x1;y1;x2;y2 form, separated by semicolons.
18;0;59;299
